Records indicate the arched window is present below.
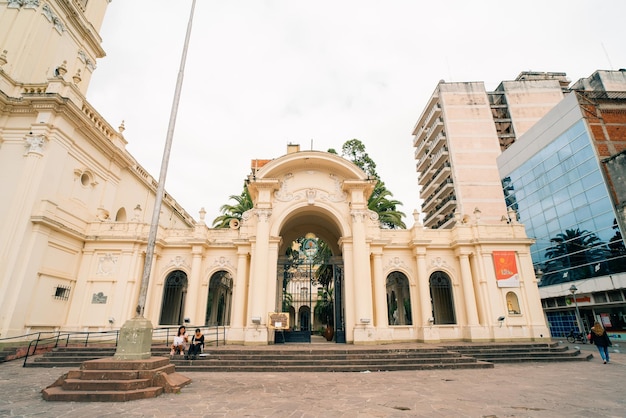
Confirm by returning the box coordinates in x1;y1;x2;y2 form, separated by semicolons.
386;272;412;325
159;270;188;325
429;271;456;324
506;292;521;315
205;270;233;326
115;207;127;222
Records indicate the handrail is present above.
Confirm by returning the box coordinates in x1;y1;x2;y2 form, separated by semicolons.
19;325;227;367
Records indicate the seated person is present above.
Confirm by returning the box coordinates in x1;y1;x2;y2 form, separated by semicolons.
187;328;204;359
170;325;188;357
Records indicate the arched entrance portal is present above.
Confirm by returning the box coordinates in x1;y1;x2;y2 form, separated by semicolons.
159;270;188;325
274;205;347;343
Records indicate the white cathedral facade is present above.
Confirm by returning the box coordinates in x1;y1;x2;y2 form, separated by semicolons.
0;0;549;344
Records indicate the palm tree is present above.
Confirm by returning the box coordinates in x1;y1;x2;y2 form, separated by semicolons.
212;184;253;228
543;228;608;285
368;181;406;229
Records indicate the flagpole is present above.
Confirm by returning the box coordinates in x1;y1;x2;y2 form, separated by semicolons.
137;0;196;318
115;0;196;360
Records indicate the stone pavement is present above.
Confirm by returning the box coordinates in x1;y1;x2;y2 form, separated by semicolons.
0;342;624;418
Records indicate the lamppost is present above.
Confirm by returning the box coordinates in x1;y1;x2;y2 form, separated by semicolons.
569;284;583;334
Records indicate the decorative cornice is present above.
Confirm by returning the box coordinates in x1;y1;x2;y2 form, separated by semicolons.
274;172;347;204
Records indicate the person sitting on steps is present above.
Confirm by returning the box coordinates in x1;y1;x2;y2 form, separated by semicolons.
187;328;204;360
170;325;188;358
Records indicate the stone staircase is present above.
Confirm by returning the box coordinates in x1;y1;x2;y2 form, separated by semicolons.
0;347;18;363
28;345;491;371
166;346;492;372
25;342;591;372
28;346;118;368
444;342;593;363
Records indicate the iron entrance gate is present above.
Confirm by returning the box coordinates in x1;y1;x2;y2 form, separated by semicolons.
277;257;344;343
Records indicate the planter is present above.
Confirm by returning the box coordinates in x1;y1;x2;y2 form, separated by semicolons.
323;325;334;341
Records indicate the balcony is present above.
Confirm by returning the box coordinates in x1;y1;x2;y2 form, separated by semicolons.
416;152;432;173
424;195;457;226
430;146;449;169
421;178;454;212
422;104;442;132
419;162;450;187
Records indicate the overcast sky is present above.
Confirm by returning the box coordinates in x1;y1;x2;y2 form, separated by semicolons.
87;0;626;227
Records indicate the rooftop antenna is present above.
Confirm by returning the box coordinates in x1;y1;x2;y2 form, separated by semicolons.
310;138;313;150
601;42;614;70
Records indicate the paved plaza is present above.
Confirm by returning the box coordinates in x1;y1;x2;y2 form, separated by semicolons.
0;342;624;418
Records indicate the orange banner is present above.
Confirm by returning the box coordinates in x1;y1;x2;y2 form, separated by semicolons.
493;251;519;287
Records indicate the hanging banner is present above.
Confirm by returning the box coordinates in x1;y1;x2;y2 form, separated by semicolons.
493;251;520;288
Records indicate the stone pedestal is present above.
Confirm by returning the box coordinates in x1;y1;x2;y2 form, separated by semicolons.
114;316;153;360
42;357;192;402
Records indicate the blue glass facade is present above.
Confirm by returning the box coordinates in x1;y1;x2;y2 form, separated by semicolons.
502;120;626;287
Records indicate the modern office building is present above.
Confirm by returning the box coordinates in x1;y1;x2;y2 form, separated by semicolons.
497;71;626;339
412;72;569;229
0;1;550;344
414;70;626;340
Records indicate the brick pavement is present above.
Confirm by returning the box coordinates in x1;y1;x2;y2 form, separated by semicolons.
0;342;624;418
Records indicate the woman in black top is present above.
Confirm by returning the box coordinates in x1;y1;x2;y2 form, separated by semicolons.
589;321;612;364
187;328;204;360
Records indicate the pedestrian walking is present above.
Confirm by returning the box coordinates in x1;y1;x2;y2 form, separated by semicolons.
589;321;612;364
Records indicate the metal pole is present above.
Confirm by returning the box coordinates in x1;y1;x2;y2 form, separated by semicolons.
136;0;197;317
308;258;312;336
573;297;583;334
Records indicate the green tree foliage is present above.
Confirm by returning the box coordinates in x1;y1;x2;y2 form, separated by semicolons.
339;139;406;229
212;184;253;228
542;228;609;285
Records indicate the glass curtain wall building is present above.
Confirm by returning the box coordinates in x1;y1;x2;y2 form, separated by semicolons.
498;93;626;338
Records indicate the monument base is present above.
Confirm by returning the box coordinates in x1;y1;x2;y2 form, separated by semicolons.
42;357;191;402
114;316;153;360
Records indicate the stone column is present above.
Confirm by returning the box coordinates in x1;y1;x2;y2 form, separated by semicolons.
249;209;271;325
231;247;249;329
351;210;373;327
372;250;387;328
0;134;47;335
185;246;203;324
458;251;479;326
415;251;431;325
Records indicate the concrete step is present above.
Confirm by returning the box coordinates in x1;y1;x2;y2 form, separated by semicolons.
63;378;152;391
174;360;493;373
42;385;164;402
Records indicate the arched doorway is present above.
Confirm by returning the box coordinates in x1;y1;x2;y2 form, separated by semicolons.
205;270;233;326
159;270;188;325
429;271;456;325
277;232;345;343
386;271;412;325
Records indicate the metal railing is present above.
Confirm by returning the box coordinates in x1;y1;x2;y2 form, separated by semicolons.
0;325;227;367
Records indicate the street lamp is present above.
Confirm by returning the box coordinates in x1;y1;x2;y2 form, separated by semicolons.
569;284;583;334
